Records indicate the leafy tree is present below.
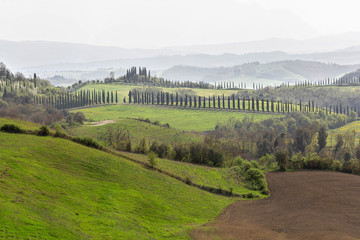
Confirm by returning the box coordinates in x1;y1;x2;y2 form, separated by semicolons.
318;126;328;151
275;150;289;171
147;151;158;168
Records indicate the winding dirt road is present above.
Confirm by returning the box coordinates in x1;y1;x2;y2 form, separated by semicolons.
192;171;360;240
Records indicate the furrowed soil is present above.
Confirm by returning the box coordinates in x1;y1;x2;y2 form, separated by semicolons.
191;171;360;240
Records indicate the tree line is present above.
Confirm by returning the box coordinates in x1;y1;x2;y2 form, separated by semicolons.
128;89;360;117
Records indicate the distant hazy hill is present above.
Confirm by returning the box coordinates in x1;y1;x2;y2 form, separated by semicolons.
340;68;360;79
160;61;360;84
2;32;360;69
0;40;180;69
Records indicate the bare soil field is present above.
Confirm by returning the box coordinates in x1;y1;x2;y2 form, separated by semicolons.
192;171;360;240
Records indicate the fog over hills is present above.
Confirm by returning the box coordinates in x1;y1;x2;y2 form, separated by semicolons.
160;61;360;85
2;33;360;85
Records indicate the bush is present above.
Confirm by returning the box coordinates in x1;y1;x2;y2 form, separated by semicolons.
330;160;342;171
244;168;268;191
147;151;158;168
0;124;22;133
37;126;50;136
54;128;67;138
259;154;277;169
135;137;147;154
185;176;192;185
74;112;86;124
73;137;102;149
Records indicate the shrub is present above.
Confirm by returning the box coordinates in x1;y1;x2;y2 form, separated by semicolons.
74;112;85;124
245;193;256;198
185;176;192;185
147;151;158;168
250;160;259;168
290;152;304;170
37;126;50;136
259;154;277;169
135;137;147;154
73;137;102;149
0;124;22;133
244;168;268;191
330;160;342;171
304;153;321;169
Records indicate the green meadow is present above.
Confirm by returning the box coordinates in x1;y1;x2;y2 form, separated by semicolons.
68;118;204;145
72;104;280;131
0;132;235;239
121;151;267;198
0;118;45;131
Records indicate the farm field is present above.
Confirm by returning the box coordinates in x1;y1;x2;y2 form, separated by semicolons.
121;151;267;198
0;132;235;239
328;121;360;147
72;104;281;131
192;171;360;240
68;118;204;145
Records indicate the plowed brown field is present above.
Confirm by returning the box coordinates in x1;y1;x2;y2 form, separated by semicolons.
191;171;360;240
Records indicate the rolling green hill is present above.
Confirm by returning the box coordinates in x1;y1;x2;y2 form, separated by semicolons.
71;104;280;131
121;151;267;198
0;132;234;239
68;118;204;145
77;84;243;102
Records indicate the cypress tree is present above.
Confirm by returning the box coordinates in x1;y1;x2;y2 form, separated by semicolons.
222;94;225;109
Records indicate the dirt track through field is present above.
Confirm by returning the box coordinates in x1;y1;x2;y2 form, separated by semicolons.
191;171;360;240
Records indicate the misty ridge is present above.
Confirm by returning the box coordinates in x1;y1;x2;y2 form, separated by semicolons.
2;32;360;86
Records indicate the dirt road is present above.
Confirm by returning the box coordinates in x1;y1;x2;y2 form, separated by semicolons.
191;171;360;240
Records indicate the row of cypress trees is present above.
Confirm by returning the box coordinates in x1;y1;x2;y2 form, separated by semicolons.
128;90;359;116
35;89;122;109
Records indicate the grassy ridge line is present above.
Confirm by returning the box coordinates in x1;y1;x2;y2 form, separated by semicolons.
0;125;241;198
0;132;233;239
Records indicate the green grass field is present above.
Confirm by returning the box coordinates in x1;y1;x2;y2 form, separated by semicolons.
78;84;243;101
68;118;204;145
72;104;280;131
121;151;267;198
0;132;235;239
328;121;360;147
0;118;45;131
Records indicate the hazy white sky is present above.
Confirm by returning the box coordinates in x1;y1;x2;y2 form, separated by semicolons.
1;0;360;48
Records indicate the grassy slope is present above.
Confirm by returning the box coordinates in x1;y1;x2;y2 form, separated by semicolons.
328;121;360;147
0;133;234;239
72;104;279;131
68;118;204;145
122;152;267;198
0;118;44;131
